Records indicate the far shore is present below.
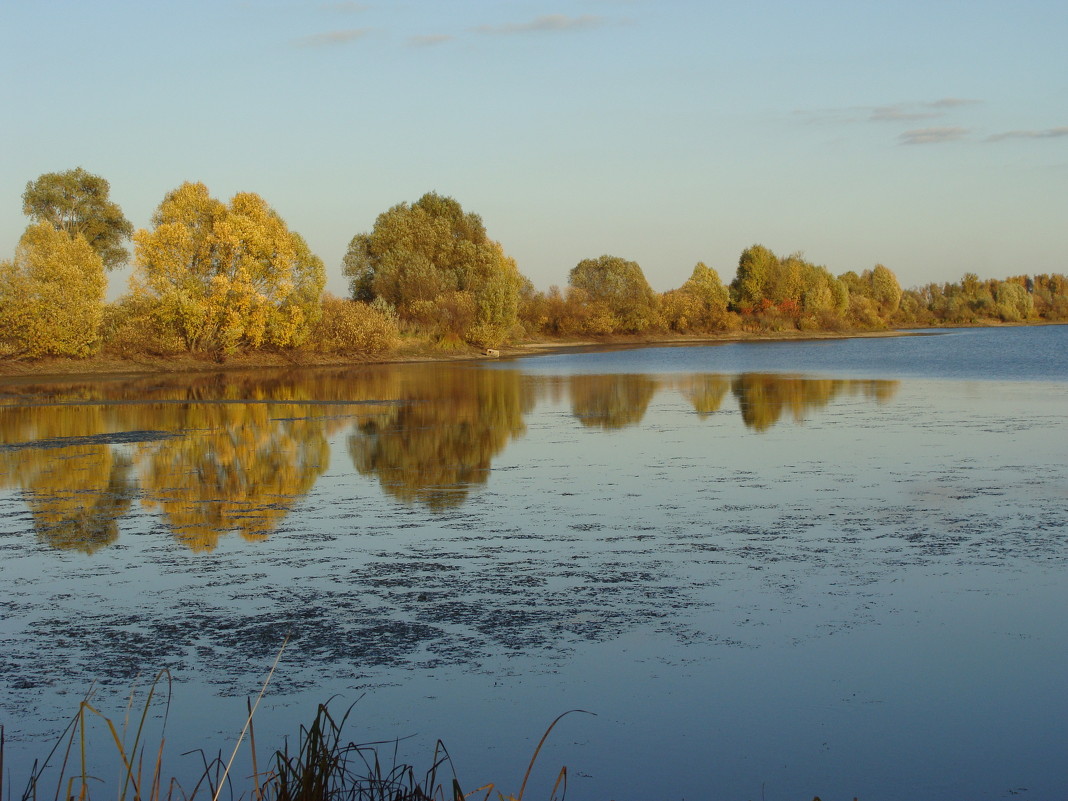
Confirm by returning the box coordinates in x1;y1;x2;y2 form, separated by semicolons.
0;328;937;385
22;320;1059;386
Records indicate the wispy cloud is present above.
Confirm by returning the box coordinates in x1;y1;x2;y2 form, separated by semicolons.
870;106;941;123
869;98;980;123
409;34;454;47
799;98;981;126
987;126;1068;142
928;97;981;109
474;14;607;35
319;2;367;11
293;28;369;48
898;126;970;145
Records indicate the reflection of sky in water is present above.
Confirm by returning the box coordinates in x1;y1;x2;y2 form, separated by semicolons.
0;332;1067;800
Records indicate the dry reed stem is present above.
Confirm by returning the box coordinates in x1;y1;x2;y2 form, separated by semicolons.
213;634;290;801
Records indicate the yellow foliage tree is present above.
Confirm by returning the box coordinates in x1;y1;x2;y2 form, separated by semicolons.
662;262;732;333
0;222;106;358
131;182;325;354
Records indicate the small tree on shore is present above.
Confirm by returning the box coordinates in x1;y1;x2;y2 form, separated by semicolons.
0;222;106;358
131;182;326;354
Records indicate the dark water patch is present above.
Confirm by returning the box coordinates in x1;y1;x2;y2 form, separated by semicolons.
1;429;182;451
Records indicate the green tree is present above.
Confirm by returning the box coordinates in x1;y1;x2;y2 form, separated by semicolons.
131;182;326;353
342;192;523;347
839;264;903;327
662;262;733;333
567;254;659;334
22;167;133;270
994;281;1034;322
730;244;779;312
869;264;902;318
0;222;106;358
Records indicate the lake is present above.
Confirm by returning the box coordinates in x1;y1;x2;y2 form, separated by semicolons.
1;326;1066;800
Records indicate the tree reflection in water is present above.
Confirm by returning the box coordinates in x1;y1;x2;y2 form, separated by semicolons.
569;374;659;429
0;399;135;553
348;366;533;510
730;373;898;432
0;366;898;549
678;374;731;418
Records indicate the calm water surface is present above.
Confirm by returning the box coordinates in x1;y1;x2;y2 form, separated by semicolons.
1;326;1066;800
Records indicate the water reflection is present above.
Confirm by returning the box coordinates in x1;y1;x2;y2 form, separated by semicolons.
348;367;534;510
137;403;330;551
731;374;898;432
569;374;658;429
0;367;898;550
679;374;731;418
27;450;135;553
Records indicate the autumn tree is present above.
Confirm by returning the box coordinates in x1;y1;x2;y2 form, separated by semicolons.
567;254;659;334
130;182;326;354
342;192;524;347
994;281;1034;322
1031;274;1068;319
22;167;133;270
730;244;780;312
662;262;732;333
731;245;847;329
868;264;903;318
0;222;106;358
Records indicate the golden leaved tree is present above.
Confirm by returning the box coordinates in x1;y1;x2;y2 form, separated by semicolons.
0;222;106;358
130;182;325;354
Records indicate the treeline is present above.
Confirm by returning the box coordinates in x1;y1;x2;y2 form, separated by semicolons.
2;168;1066;361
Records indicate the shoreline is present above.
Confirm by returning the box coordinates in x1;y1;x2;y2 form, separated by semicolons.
7;322;1060;385
0;328;919;385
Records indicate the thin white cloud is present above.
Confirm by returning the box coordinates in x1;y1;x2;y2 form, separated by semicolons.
987;126;1068;142
799;98;982;126
409;34;454;47
474;14;607;35
869;98;981;123
293;28;369;48
319;2;368;11
928;97;981;109
870;105;940;123
899;126;970;145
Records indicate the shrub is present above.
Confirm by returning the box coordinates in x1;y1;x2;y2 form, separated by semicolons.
312;294;399;356
101;295;184;356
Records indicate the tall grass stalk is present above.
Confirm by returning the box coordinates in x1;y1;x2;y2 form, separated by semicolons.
212;634;289;801
3;643;591;801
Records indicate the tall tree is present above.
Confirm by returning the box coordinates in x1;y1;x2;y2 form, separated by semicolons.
730;244;779;311
342;192;523;347
131;182;325;353
22;167;133;270
568;254;659;334
662;262;732;333
0;222;106;358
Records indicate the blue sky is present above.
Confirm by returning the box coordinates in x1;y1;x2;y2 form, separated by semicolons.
1;0;1065;298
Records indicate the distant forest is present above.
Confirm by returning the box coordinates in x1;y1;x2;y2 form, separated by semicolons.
2;168;1066;361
